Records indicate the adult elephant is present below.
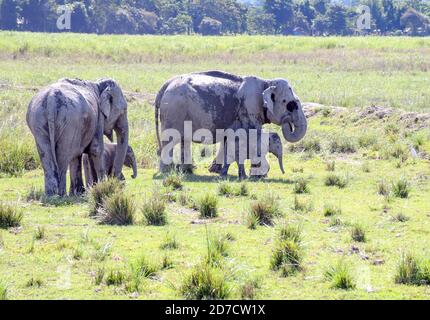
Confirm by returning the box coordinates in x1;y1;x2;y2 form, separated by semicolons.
27;78;129;196
154;71;307;173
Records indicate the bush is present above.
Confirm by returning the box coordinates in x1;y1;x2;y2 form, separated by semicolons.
324;173;348;188
329;136;357;154
98;193;136;226
181;264;230;300
0;203;23;229
248;194;282;226
392;178;411;199
199;194;218;219
293;178;310;194
324;260;356;290
88;178;123;216
142;193;167;226
351;224;366;242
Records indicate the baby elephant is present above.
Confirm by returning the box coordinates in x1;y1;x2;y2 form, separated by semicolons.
83;143;137;187
220;132;285;179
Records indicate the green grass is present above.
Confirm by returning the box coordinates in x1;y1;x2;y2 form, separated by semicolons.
97;192;136;226
324;260;356;290
0;203;23;229
199;194;219;219
142;192;167;226
1;32;430;299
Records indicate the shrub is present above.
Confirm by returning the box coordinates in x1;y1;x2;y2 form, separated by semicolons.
392;178;411;199
329;136;357;154
181;264;230;300
324;260;356;290
351;224;366;242
163;170;183;191
199;194;218;219
142;192;167;226
324;173;348;188
249;194;282;226
293;178;310;194
0;282;7;300
0;203;23;229
323;204;342;217
98;193;136;226
88;178;123;216
240;278;261;300
160;233;179;250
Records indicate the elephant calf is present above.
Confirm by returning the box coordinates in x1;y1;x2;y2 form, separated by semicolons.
83;143;137;187
220;132;285;180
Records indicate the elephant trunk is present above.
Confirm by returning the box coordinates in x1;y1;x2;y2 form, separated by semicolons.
278;153;285;174
130;152;138;179
282;103;308;143
112;114;129;179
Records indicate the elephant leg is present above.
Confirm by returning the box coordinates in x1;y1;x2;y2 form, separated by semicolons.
208;142;224;174
88;140;105;183
160;137;178;173
180;138;193;173
56;152;70;197
69;155;84;196
238;164;247;180
35;140;59;196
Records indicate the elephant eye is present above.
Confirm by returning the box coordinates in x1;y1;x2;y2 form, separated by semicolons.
282;99;287;104
109;96;113;104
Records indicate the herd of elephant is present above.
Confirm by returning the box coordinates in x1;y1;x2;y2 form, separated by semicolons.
26;71;308;197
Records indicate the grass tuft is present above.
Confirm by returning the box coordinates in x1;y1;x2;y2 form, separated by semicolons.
293;178;310;194
324;260;356;290
0;203;23;229
0;282;7;300
392;177;411;199
324;173;348;188
248;193;282;226
377;180;390;197
180;263;230;300
330;136;357;154
351;224;366;242
160;233;179;250
105;269;127;286
240;278;261;300
142;192;167;226
323;203;342;217
88;178;123;216
33;226;46;240
98;193;136;226
199;194;219;219
163;170;183;190
218;181;234;197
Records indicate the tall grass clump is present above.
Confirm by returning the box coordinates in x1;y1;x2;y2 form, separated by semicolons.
247;193;282;227
270;224;303;276
0;203;23;229
180;263;230;300
160;233;179;250
293;178;310;194
329;136;357;154
142;192;167;226
97;193;136;226
292;196;313;213
0;282;7;300
395;252;430;286
324;260;356;290
324;173;348;188
205;233;230;267
323;203;342;217
163;170;183;191
199;194;218;219
377;180;390;196
217;181;234;197
131;254;159;279
351;224;366;242
0;133;39;177
392;177;411;199
240;278;261;300
88;178;123;216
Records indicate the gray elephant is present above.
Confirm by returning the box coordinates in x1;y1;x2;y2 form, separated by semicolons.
220;132;285;179
83;143;137;187
155;71;307;173
27;78;129;196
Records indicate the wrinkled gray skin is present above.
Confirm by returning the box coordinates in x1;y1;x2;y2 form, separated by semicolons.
155;71;307;174
220;132;285;180
82;143;137;187
27;78;129;196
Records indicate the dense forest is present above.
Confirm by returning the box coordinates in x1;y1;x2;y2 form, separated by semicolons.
0;0;429;36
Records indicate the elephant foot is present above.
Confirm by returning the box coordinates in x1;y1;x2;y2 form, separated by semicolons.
176;164;194;174
250;175;267;181
209;163;223;174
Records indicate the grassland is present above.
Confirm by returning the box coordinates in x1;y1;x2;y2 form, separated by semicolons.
0;32;430;300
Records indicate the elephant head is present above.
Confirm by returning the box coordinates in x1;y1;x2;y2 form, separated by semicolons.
262;79;308;143
124;145;138;179
269;133;285;174
97;79;129;178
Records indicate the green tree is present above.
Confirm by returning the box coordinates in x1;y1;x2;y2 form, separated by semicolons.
247;7;276;35
264;0;295;34
0;0;18;30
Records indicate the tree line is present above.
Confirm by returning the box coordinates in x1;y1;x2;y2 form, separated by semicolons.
0;0;429;36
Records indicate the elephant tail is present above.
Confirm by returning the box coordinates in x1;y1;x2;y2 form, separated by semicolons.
46;91;59;175
155;78;173;156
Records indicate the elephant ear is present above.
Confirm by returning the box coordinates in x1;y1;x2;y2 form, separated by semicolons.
262;86;277;118
100;86;112;119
